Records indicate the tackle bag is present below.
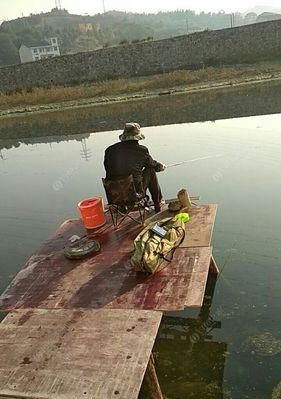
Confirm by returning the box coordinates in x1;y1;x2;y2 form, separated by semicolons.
131;217;185;274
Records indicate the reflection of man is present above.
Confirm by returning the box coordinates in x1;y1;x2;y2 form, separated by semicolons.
104;122;166;212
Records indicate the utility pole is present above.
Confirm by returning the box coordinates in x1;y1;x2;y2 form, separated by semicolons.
230;13;235;28
102;0;106;13
80;139;92;162
185;17;189;34
55;0;62;10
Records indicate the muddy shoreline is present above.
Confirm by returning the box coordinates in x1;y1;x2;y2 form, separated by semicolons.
1;77;281;149
1;73;281;119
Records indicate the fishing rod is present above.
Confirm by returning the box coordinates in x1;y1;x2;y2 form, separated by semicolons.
166;154;223;168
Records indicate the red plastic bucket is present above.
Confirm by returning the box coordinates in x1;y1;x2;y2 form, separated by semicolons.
78;197;106;229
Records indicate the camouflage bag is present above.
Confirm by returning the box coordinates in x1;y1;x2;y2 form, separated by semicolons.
131;217;185;274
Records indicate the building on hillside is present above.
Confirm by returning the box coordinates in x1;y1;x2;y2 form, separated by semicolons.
257;12;281;23
19;37;60;63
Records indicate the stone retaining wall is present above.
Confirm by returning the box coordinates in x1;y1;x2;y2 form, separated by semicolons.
1;19;281;93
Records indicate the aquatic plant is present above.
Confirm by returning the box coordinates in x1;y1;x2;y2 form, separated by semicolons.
271;382;281;399
242;332;281;357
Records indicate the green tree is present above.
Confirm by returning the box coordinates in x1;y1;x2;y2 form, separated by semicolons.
0;33;19;65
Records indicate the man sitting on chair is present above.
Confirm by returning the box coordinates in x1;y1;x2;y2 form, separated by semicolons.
104;122;166;213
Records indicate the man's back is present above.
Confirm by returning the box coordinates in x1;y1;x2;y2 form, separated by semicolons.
104;140;152;180
103;122;164;212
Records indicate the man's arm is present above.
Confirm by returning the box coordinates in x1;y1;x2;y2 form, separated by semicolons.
143;148;165;172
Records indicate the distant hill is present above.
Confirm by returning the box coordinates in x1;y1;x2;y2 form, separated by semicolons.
257;12;281;23
245;6;281;15
0;7;278;66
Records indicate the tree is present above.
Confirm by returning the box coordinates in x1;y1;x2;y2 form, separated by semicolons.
0;33;19;65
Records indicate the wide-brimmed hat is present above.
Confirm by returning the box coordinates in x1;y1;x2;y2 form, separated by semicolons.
119;122;145;141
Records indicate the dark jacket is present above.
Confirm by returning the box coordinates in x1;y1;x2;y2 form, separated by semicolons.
104;140;162;187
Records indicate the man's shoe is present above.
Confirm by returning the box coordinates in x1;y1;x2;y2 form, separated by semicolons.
154;204;160;213
154;199;165;213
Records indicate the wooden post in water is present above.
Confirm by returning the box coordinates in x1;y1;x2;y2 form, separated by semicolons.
144;354;163;399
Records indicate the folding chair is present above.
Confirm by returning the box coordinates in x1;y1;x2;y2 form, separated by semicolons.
102;175;148;228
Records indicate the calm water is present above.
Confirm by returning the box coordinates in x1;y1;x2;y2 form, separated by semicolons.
0;114;281;398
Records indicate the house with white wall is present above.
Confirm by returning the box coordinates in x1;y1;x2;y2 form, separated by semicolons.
19;37;60;63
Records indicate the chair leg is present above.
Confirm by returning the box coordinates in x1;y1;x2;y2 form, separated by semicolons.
124;205;146;226
109;204;147;228
138;204;146;226
115;206;131;228
109;206;117;228
110;205;132;229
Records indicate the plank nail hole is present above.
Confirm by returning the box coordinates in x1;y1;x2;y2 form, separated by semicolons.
114;391;119;395
127;355;132;359
84;392;87;395
21;357;32;365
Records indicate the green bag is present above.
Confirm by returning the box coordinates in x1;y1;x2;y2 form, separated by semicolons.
131;217;185;274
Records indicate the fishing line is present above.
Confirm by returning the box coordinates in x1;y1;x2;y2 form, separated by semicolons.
166;154;224;168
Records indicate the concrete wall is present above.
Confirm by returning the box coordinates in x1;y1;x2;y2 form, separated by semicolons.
1;19;281;93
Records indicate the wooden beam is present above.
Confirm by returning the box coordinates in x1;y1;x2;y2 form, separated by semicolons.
165;196;200;203
209;255;219;275
143;354;163;399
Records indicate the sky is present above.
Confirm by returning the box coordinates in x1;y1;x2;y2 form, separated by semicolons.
1;0;281;21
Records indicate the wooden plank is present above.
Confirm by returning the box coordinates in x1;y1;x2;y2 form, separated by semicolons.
144;205;217;248
0;308;162;399
185;247;212;307
0;207;216;312
181;204;217;248
0;241;206;311
0;216;141;311
67;247;203;311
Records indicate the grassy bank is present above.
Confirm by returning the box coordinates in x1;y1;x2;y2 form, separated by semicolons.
1;60;281;112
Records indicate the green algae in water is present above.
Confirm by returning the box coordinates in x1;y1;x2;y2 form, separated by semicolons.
242;333;281;357
271;382;281;399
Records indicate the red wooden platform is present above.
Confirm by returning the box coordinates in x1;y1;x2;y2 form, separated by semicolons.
0;308;162;399
0;205;216;312
0;203;218;399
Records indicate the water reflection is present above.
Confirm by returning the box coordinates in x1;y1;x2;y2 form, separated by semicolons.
80;138;92;162
0;134;90;154
1;80;281;143
1;113;281;399
0;150;7;160
140;276;227;399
